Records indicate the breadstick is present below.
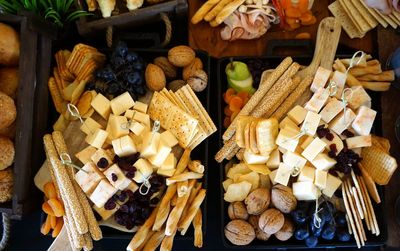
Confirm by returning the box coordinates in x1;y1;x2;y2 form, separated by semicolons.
193;209;203;248
215;136;238;163
215;0;246;24
171;194;178;207
83;233;93;251
188;160;204;174
191;0;221;24
174;149;191;175
204;0;230;21
177;180;189;198
127;206;159;251
153;184;177;231
226;144;240;160
340;54;372;67
160;231;176;251
349;63;382;77
359;176;380;236
143;230;165;251
345;180;365;244
352;186;364;219
356;70;395;82
342;183;361;248
166;172;203;186
52;131;102;241
357;175;374;234
181;182;202;220
360;81;391;92
178;189;206;235
64;218;84;249
333;59;362;87
351;171;368;223
345;214;352;235
136;230;155;251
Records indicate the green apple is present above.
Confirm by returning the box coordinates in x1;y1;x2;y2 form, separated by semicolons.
225;61;251;81
227;76;256;94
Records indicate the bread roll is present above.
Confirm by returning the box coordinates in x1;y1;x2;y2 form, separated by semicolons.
0;67;18;99
0;92;16;130
0;168;13;203
0;23;20;66
0;136;14;170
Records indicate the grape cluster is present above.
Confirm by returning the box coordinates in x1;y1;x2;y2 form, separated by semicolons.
246;59;271;87
292;201;351;247
86;41;146;100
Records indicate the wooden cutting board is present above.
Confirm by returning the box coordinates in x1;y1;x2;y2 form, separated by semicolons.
188;0;373;58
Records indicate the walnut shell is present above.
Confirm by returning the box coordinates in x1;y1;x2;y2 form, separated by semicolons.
258;208;285;235
145;63;166;91
274;217;294;241
187;70;208;92
182;57;203;80
271;184;297;213
168;45;195;67
244;188;270;215
228;202;249;220
248;215;271;241
167;80;186;92
224;220;255;246
153;57;177;79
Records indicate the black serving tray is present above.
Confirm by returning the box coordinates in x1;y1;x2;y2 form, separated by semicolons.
216;54;387;249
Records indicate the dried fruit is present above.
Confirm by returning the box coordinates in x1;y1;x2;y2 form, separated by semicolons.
271;184;297;213
244;188;270;215
228;201;249;220
187;69;208;92
224;220;255;245
145;63;166;91
168;45;196;67
47;198;65;217
42;201;55;216
44;182;57;199
183;57;203;80
153;57;178;79
248;215;271;241
41;215;51;235
275;217;295;241
52;217;64;237
258;208;285;235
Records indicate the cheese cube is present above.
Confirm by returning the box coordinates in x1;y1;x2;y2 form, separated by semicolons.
322;174;342;197
288;106;308;125
346;135;372;149
310;153;336;171
80;117;102;135
93;203;120;220
130;133;143;151
133;112;150;128
124;109;134;119
300;136;314;149
157;168;175;177
276;127;300;152
140;131;161;158
320;98;343;123
126;182;139;193
321;131;344;155
133;101;148;113
133;159;154;183
302;137;327;161
278;147;287;154
310;67;331;92
107;114;130;139
298;166;315;182
329;109;356;135
269;169;278;185
305;88;330;113
89;180;118;208
274;163;292;186
85;128;109;148
348;86;371;110
266;149;280;169
75;162;105;195
352;106;376;136
91;93;111;119
352;148;362;155
161;130;179;148
129;121;146;136
103;164;132;190
283;151;307;169
244;149;269;165
112;135;137;157
91;149;113;170
314;169;328;189
149;141;171;167
279;117;300;131
160;153;176;170
330;71;346;98
293;181;321;200
75;146;97;164
110;92;135;115
301;111;321;136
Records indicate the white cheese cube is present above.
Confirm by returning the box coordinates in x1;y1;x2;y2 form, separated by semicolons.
133;159;154;183
314;169;328;189
149;141;172;167
321;131;344;155
293;181;321;200
302;137;327;161
330;71;346;98
329;109;356;135
352;106;376;136
107;114;130;139
157;168;175;177
274;163;293;186
346;135;372;149
133;112;150;128
266;149;280;169
80;117;102;135
74;162;105;195
322;174;342;197
133;101;148;113
276;127;300;152
103;164;132;190
269;169;278;185
310;153;336;171
160;153;176;170
85;128;109;149
129;121;146;136
283;151;307;169
93;203;119;220
279;117;300;131
91;148;113;169
112;135;138;157
305;88;330;113
300;136;314;149
348;86;371;110
110;92;135;115
301;111;321;136
160;130;179;148
75;146;97;164
298;166;315;182
91;93;111;119
288;105;308;125
311;67;331;92
140;131;161;158
89;180;118;208
244;149;270;165
320;98;343;123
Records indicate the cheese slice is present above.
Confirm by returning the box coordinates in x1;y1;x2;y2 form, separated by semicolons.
85;128;109;149
298;165;315;182
279;117;300;131
300;136;314;149
89;180;118;208
330;71;346;99
314;169;328;189
276;127;300;152
103;164;132;190
133;101;148;113
266;149;280;169
283;151;307;169
160;153;176;170
149;140;172;167
160;130;179;148
322;174;342;197
302;137;327;161
274;163;293;186
288;105;308;125
75;146;97;164
301;111;321;136
320;98;343;123
310;153;336;171
133;158;154;183
329;109;356;135
311;67;331;92
91;148;113;169
305;88;330;113
110;92;135;115
74;162;105;195
269;169;278;185
140;131;161;158
91;93;111;119
80;117;102;135
346;135;372;149
352;106;376;136
293;181;321;200
244;149;270;165
347;86;372;110
129;121;146;136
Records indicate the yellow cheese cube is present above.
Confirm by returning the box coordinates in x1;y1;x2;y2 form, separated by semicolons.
112;135;138;157
298;166;315;182
301;111;321;136
330;71;346;99
129;133;143;151
288;105;308;125
274;163;292;186
314;169;328;189
301;137;327;162
103;164;132;190
148;141;172;167
266;149;280;169
300;136;314;149
305;88;330;113
91;148;113;169
157;168;175;177
269;169;278;185
133;112;150;128
91;93;111;119
161;130;179;148
74;162;105;195
133;158;154;183
244;149;270;165
320;98;343;123
276;127;300;152
345;135;372;149
126;182;139;193
278;147;287;154
160;153;177;170
129;121;146;136
283;151;307;170
85;128;109;149
124;109;134;119
133;101;148;113
293;181;321;200
80;117;102;135
140;131;161;158
75;146;97;164
89;180;118;208
351;106;376;136
348;86;371;110
93;203;120;220
110;92;135;115
310;67;331;92
310;153;336;171
107;114;130;139
329;109;356;135
322;174;342;197
279;117;300;131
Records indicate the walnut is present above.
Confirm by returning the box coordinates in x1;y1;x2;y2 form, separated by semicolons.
275;217;295;241
244;188;270;215
183;57;203;80
248;215;271;241
187;70;208;92
228;202;249;220
153;57;177;79
258;208;285;235
271;184;297;213
224;220;255;246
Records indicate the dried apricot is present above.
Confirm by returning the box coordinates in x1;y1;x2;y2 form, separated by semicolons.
229;96;244;111
52;218;64;238
224;106;233;116
301;15;316;26
41;215;51;235
237;91;249;101
223;88;236;104
44;182;57;199
48;198;65;217
295;32;311;39
285;7;301;18
50;215;57;229
42;201;55;216
223;117;231;128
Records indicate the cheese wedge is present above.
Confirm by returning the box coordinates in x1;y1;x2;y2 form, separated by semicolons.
160;153;176;170
149;140;172;167
310;153;336;171
74;162;105;195
91;93;111;119
93;203;120;220
75;146;97;165
85;128;109;149
133;112;150;129
112;135;138;157
302;137;327;162
133;101;148;113
269;169;278;185
110;92;135;115
276;127;300;152
266;149;280;169
161;130;179;148
300;136;314;149
140;131;161;158
320;130;344;155
157;168;175;177
91;148;113;169
80;117;102;135
274;163;292;186
330;71;346;99
129;121;146;136
305;88;330;113
279;117;300;131
107;114;130;139
352;106;376;136
133;158;154;183
311;67;331;92
347;86;371;110
244;149;269;165
314;169;328;189
288;105;308;125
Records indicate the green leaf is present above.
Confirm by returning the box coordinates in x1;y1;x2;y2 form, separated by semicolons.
65;10;90;22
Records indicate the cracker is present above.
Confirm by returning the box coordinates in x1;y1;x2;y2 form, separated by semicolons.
342;182;361;248
388;13;400;26
361;145;397;185
249;120;259;154
371;135;390;153
176;90;207;134
329;1;364;38
350;0;378;28
72;79;89;104
356;175;374;233
392;10;400;23
338;0;365;33
48;77;67;114
343;0;373;31
244;122;251;151
256;118;278;155
373;8;398;28
358;163;381;203
76;91;93;116
344;180;365;245
351;171;368;223
236;116;256;148
359;175;380;236
358;0;388;28
56;50;75;81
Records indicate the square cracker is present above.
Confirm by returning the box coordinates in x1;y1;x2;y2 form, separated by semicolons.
373;8;398;28
358;0;388;28
236;115;256;148
339;0;369;33
350;0;378;28
329;1;364;39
